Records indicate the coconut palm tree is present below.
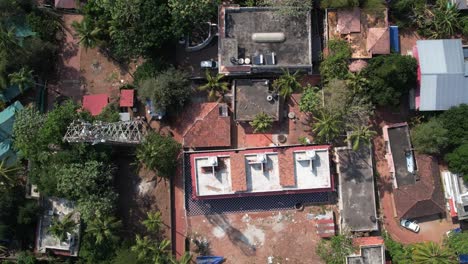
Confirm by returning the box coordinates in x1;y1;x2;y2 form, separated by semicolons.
0;160;19;187
49;212;77;242
273;69;302;100
8;67;34;93
72;20;101;50
412;241;456;264
198;71;229;101
172;252;192;264
142;211;163;232
250;112;273;133
132;235;155;261
312;111;343;143
346;125;377;151
86;213;122;245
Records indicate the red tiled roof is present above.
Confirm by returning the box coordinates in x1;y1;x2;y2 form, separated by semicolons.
337;8;361;34
367;27;390;55
183;103;231;148
393;154;446;219
353;236;384;247
82;94;109;116
119;89;134;107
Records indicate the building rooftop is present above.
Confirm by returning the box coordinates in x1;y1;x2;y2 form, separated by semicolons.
393;154;446;219
82;94;109;116
233;79;280;121
326;8;390;59
415;39;468;111
173;103;231;149
218;6;312;75
36;197;80;256
347;237;385;264
190;145;332;198
442;171;468;220
119;89;134;107
336;145;378;232
384;124;416;187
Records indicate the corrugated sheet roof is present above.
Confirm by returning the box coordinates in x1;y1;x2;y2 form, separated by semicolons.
416;39;468;111
417;39;464;74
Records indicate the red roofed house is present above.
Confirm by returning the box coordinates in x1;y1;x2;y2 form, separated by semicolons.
346;237;385;264
173;102;231;149
119;89;134;108
189;145;333;199
82;94;109;116
326;7;390;59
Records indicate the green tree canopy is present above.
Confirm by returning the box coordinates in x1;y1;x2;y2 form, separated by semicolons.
346;125;377;151
86;213;122;245
8;67;33;93
299;85;322;114
319;40;352;82
12;105;45;160
312;111;343;143
439;104;468;148
136;133;181;179
56;160;114;200
322;79;351;116
411;118;449;155
445;144;468;181
168;0;219;37
250;112;274;133
444;231;468;255
72;20;102;50
138;68;191;113
49;212;77;242
361;54;417;106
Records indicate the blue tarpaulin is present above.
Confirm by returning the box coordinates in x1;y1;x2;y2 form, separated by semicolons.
460;254;468;264
0;84;31;103
196;256;224;264
390;26;400;53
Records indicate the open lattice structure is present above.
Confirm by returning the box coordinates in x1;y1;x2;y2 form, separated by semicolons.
63;119;148;145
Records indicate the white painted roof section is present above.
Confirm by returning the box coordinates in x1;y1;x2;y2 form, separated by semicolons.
194;156;233;196
417;39;468;111
293;149;331;189
245;153;281;192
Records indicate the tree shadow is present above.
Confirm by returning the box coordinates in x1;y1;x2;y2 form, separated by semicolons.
205;214;256;256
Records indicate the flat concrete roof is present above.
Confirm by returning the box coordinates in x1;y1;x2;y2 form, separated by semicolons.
336;146;378;232
387;126;416;186
233;79;280;121
219;6;312;74
347;246;384;264
190;145;332;198
36;197;80;256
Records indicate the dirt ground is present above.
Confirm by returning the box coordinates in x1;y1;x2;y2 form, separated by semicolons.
114;154;171;239
187;207;334;264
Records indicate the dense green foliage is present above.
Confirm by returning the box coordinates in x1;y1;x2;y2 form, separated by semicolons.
136;132;181;179
96;102;120;122
312;111;343;143
316;234;354;264
411;118;449;155
445;144;468;181
390;0;468;38
262;0;312;18
138;68;191;113
250;112;274;133
168;0;220;37
17;251;37;264
383;232;412;264
445;231;468;255
321;0;385;9
439;104;468;148
299;85;322;114
412;241;457;264
361;54;417;106
133;59;169;85
319;40;351;82
346;125;377;151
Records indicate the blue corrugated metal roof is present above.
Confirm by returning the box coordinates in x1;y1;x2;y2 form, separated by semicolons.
417;39;468;111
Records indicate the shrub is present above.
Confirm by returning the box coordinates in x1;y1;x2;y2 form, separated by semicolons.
299;85;322;114
439;104;468;148
411;118;449;155
320;40;352;82
445;144;468;182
